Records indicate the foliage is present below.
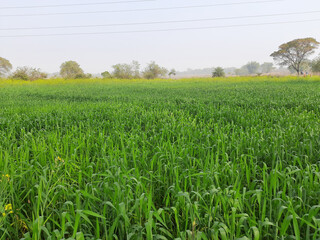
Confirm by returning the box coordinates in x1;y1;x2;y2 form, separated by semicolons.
0;77;320;239
101;71;112;79
75;73;92;79
311;56;320;73
10;67;47;80
234;62;278;76
0;57;12;77
271;37;319;75
235;66;249;76
60;61;85;79
245;61;260;74
168;69;176;77
112;63;132;79
235;62;260;76
287;60;311;74
260;62;274;73
212;67;225;77
143;61;168;79
112;61;140;79
131;60;141;78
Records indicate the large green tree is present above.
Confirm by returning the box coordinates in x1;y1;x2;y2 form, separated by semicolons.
271;38;319;75
0;57;12;77
60;61;84;79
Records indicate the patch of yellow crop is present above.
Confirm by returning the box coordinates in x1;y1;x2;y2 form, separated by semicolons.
1;76;320;86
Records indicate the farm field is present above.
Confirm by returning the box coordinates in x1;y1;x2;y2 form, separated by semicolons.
0;77;320;240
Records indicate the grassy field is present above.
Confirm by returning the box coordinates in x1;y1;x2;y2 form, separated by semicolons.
0;77;320;240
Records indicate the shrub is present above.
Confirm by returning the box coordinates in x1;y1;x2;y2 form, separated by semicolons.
212;67;225;77
143;61;168;79
10;67;47;80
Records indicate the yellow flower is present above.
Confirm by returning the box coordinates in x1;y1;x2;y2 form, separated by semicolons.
5;204;13;214
2;204;13;217
5;204;12;211
1;174;10;182
55;156;64;164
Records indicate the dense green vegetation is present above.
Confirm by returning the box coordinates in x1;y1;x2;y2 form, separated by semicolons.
0;77;320;240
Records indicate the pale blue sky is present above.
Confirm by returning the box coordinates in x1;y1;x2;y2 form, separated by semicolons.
1;0;320;73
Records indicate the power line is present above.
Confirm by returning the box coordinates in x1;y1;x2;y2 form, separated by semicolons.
0;0;156;9
1;10;319;31
0;0;285;17
1;18;319;38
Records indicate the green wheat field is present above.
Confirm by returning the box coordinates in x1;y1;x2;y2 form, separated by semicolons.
0;77;320;240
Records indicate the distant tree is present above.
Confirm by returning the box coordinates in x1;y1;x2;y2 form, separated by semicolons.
10;67;29;80
101;71;112;79
143;61;168;79
235;66;249;76
260;62;274;73
224;67;236;75
112;61;140;79
131;60;141;78
30;68;48;80
10;67;47;80
311;56;320;73
169;69;176;78
74;73;92;79
245;61;260;74
112;63;132;79
86;73;92;78
60;61;84;79
212;67;225;77
271;38;319;75
0;57;12;77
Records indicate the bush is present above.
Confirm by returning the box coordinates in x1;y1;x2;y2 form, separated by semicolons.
60;61;85;79
112;61;140;79
212;67;225;77
168;69;176;78
101;71;112;79
74;73;92;79
143;61;168;79
10;67;47;80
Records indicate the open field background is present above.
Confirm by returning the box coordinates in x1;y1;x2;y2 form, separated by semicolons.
0;77;320;239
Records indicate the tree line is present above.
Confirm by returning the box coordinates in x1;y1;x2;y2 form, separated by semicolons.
212;38;320;77
1;38;319;80
211;62;275;78
0;60;176;81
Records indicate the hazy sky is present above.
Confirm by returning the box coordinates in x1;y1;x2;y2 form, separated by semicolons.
1;0;320;73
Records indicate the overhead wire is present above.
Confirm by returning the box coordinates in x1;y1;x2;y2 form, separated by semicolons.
0;0;285;17
2;0;308;39
0;0;157;9
1;18;319;38
0;10;319;31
